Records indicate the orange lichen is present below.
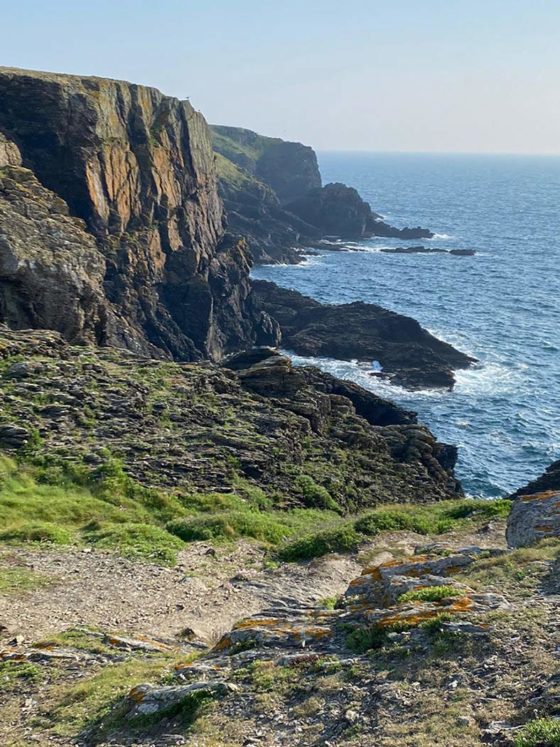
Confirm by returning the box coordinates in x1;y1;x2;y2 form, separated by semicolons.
127;685;147;704
213;634;233;652
520;491;560;502
233;618;284;630
298;626;332;641
374;596;473;629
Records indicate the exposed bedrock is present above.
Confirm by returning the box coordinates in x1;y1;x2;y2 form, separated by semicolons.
0;326;462;508
251;280;476;390
0;67;277;359
506;460;560;547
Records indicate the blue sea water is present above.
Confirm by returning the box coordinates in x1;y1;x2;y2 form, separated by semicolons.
252;152;560;497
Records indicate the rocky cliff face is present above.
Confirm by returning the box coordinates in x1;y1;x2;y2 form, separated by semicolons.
0;68;277;359
286;182;434;241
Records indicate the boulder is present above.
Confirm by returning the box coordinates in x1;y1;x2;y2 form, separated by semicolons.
506;491;560;547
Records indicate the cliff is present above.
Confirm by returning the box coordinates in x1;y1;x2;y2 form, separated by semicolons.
0;67;277;359
212;125;322;205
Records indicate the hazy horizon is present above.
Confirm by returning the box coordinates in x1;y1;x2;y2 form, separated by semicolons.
3;0;559;155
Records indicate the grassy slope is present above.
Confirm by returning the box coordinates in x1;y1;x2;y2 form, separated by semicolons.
0;453;511;568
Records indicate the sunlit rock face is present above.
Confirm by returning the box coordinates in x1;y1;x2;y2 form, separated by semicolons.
0;67;278;359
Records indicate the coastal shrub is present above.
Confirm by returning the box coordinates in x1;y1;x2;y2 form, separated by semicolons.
0;522;74;545
84;523;185;566
167;511;290;545
355;508;449;537
515;718;560;747
443;499;512;521
277;523;361;562
295;475;341;512
398;585;463;604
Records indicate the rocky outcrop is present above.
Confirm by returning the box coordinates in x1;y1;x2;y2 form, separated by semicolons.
506;460;560;546
212;127;433;263
0;67;277;359
286;182;433;241
214;151;321;264
510;459;560;499
381;246;476;256
506;491;560;547
251;280;475;390
0;326;461;507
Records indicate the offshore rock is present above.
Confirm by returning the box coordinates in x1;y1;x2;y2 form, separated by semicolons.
0;67;277;359
251;280;475;390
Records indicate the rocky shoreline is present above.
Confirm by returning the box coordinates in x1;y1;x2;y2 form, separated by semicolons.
252;280;476;390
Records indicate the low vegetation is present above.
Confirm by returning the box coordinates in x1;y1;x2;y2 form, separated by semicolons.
0;453;513;567
398;585;463;604
515;718;560;747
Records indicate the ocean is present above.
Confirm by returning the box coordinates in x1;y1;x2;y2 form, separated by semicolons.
251;152;560;497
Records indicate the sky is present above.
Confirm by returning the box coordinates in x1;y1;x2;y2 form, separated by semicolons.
2;0;559;154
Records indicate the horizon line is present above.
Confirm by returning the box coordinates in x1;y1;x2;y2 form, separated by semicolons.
315;149;560;157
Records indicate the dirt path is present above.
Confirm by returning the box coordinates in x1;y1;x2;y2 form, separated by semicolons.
0;542;360;645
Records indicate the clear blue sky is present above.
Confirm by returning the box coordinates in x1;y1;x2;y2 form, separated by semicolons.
3;0;559;153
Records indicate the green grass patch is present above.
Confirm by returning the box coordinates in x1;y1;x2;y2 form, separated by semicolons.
84;523;185;566
354;499;511;539
398;585;463;604
0;564;53;595
0;660;44;693
167;511;289;545
515;718;560;747
38;656;179;739
460;540;560;596
277;523;361;562
294;475;341;512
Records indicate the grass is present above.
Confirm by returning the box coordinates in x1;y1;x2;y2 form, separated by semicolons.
398;586;463;604
515;718;560;747
460;539;560;596
355;499;512;539
0;660;44;693
38;655;179;739
0;564;53;595
277;523;361;562
0;451;515;567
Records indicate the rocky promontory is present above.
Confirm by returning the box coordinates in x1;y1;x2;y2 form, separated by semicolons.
252;280;476;389
212;126;433;263
286;182;433;242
